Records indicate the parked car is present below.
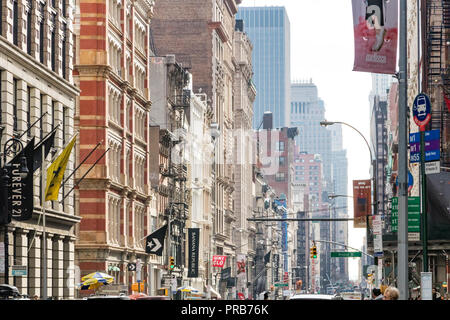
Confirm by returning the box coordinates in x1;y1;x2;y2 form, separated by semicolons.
86;294;131;300
289;293;344;300
0;284;29;300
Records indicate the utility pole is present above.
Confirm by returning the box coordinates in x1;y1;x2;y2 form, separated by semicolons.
398;0;409;300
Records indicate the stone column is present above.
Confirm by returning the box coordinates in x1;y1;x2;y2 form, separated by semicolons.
1;71;14;141
28;231;41;298
52;235;64;299
63;237;75;299
14;228;29;295
16;80;28;138
41;232;53;298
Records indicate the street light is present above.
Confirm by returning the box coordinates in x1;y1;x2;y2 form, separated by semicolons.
320;120;377;279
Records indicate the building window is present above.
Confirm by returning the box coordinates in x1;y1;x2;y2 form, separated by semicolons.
13;0;18;45
279;156;286;166
27;87;31;137
276;141;285;152
51;14;56;72
61;23;67;79
13;79;18;133
27;0;33;55
275;173;285;181
39;3;45;63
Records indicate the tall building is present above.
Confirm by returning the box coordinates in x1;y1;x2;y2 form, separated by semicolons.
151;0;240;299
74;0;155;296
236;6;291;129
0;0;79;299
290;80;332;187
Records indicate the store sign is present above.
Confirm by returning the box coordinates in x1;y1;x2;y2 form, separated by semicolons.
353;180;372;228
187;228;199;278
212;255;227;268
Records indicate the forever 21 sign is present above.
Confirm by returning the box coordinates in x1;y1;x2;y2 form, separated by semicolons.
7;138;35;221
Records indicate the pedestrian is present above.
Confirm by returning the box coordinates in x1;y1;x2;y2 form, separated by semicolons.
32;295;39;300
371;288;383;300
383;286;399;300
432;287;442;300
263;292;269;300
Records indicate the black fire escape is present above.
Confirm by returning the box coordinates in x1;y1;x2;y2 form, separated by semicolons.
425;0;450;168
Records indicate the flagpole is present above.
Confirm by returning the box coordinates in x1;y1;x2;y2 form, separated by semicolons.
41;139;47;300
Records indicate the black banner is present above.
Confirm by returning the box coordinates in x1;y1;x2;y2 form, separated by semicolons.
145;224;168;256
188;228;199;278
221;267;231;280
8;138;35;221
427;172;450;240
264;251;271;265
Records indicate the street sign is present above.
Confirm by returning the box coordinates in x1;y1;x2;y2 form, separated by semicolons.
409;130;440;163
425;161;440;175
12;265;27;276
390;197;420;232
274;283;288;287
412;93;431;129
330;252;362;258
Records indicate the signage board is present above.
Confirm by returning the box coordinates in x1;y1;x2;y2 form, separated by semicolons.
391;197;420;232
352;180;372;228
425;161;440;175
412;93;432;128
188;228;200;278
0;243;4;273
421;272;433;300
212;255;227;268
12;265;27;276
330;252;362;258
409;130;440;163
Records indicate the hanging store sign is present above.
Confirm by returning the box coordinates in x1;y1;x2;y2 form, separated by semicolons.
212;255;227;268
352;180;372;228
352;0;398;74
187;228;199;278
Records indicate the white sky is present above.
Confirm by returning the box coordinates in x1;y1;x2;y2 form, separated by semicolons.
240;0;373;281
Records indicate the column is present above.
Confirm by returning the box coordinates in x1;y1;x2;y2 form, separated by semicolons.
63;237;75;299
28;230;41;297
41;232;53;298
14;229;29;295
53;101;63;212
1;71;14;141
52;235;64;299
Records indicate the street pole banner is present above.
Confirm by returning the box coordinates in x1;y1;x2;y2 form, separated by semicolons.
145;224;168;256
273;254;280;283
353;180;372;228
8;138;35;221
352;0;398;74
236;254;246;296
187;228;199;278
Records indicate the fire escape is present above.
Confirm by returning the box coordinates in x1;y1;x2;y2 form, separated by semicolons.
163;62;191;277
426;0;450;168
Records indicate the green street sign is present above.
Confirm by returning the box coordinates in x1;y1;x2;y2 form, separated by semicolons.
390;197;421;232
274;283;289;287
330;252;362;258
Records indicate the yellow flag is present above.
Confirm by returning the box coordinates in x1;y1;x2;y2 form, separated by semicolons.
45;134;77;201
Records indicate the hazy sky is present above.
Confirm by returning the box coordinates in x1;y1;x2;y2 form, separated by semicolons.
239;0;373;281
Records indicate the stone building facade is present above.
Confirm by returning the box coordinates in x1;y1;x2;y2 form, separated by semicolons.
0;0;79;299
73;0;156;296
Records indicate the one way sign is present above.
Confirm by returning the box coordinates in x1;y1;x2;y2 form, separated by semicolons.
128;263;136;271
145;224;168;256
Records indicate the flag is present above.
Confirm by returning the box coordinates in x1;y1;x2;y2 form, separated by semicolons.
145;224;168;256
264;250;271;265
33;128;56;173
45;134;77;201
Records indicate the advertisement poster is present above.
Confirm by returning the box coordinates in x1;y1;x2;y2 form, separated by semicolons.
353;179;372;228
212;255;227;268
352;0;398;74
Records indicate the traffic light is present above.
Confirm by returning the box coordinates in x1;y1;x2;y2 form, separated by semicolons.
310;246;317;259
169;256;175;269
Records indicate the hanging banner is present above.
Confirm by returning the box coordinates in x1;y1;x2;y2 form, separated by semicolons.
8;138;35;221
145;224;168;256
236;254;247;296
353;180;372;228
352;0;398;74
187;228;199;278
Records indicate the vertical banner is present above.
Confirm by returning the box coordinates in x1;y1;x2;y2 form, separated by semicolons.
273;254;280;283
352;0;398;74
353;180;372;228
8;138;35;221
145;224;168;256
236;254;247;297
187;228;199;278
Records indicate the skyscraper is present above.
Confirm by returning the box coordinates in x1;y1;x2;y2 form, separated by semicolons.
236;6;291;129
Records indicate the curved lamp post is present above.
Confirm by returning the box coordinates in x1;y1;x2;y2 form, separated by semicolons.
320;120;377;278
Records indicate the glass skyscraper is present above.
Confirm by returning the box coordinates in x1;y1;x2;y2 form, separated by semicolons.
237;6;291;129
